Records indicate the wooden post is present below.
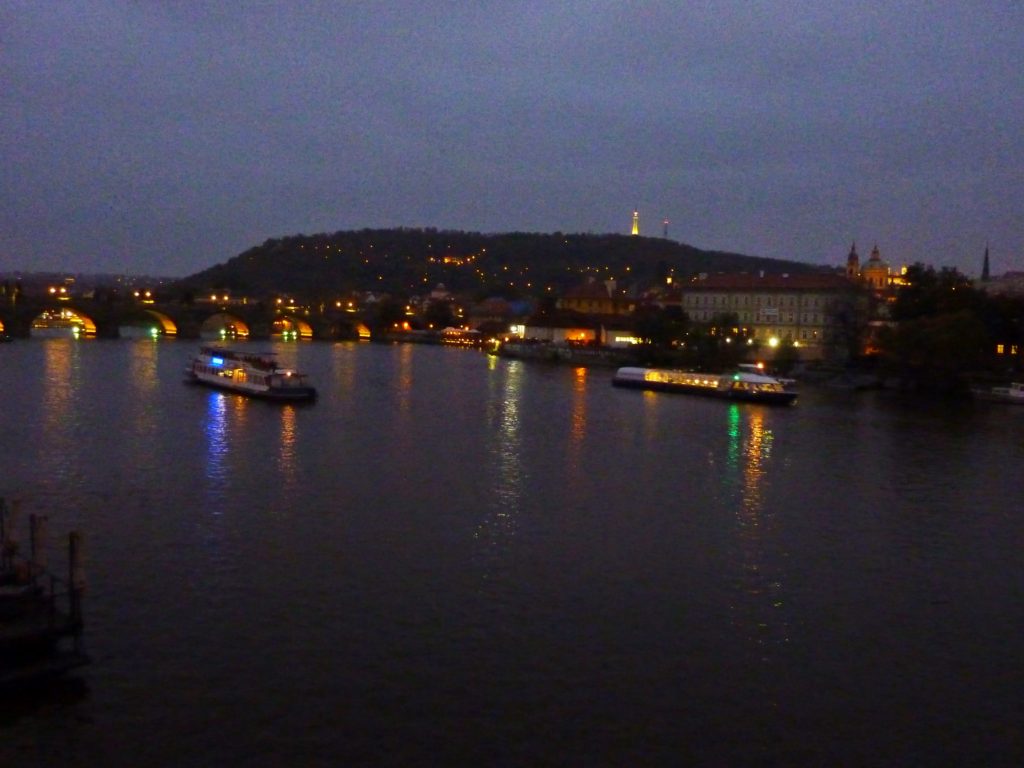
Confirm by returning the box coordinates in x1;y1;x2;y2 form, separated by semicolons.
68;531;86;652
30;513;49;581
0;496;7;571
3;498;20;568
69;531;85;591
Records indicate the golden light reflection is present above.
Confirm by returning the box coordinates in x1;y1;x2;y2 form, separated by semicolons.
127;341;159;437
565;366;589;489
395;342;414;417
569;367;588;445
277;405;297;484
474;359;523;587
724;404;786;657
741;408;770;515
40;341;76;464
128;338;159;394
330;342;358;399
641;389;661;441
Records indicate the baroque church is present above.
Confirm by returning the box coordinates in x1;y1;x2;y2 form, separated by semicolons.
845;243;896;292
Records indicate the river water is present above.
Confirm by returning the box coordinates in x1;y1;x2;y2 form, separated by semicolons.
1;339;1022;766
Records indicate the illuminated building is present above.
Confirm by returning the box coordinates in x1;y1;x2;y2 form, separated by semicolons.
846;242;906;296
860;244;890;292
557;277;635;317
678;272;864;360
631;209;639;236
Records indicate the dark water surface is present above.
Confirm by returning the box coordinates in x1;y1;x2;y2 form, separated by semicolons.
1;340;1022;766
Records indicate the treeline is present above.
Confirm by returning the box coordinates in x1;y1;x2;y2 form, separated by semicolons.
878;264;1024;391
173;228;821;300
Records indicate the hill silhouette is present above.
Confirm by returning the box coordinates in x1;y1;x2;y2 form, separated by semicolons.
175;228;824;299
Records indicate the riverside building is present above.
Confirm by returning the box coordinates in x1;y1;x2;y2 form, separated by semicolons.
679;272;865;361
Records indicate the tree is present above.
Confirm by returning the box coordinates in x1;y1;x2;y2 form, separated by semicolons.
423;300;455;329
891;263;977;321
364;297;406;333
632;305;686;347
878;310;988;392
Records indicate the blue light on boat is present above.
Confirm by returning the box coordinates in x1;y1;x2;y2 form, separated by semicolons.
211;356;224;366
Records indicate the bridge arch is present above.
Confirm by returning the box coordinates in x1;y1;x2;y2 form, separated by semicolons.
327;318;371;340
119;309;179;338
272;315;314;340
200;312;250;340
29;306;97;338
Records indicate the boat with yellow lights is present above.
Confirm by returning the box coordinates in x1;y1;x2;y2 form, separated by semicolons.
612;366;797;405
185;346;317;402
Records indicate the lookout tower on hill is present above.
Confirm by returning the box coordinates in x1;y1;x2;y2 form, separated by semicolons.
631;210;639;236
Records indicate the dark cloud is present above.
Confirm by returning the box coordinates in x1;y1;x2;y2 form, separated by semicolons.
2;1;1022;277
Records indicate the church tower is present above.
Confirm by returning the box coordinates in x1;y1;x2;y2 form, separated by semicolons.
846;242;860;280
861;244;890;291
982;245;991;282
631;209;639;236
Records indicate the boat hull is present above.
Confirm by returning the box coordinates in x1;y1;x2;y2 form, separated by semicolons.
185;371;316;401
612;367;798;405
971;385;1024;405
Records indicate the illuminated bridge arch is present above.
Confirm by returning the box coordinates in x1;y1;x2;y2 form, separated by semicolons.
272;315;314;340
328;318;371;341
119;309;178;338
29;306;97;338
200;313;250;340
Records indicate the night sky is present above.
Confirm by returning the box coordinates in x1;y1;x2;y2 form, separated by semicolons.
3;2;1022;278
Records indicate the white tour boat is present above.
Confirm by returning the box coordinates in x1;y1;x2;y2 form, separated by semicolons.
185;346;317;402
613;367;798;405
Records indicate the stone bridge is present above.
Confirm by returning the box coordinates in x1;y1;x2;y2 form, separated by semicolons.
0;297;369;341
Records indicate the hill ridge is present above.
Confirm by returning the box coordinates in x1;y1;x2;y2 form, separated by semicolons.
175;228;825;299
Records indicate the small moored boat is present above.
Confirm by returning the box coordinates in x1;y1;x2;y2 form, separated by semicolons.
185;346;317;402
613;367;798;405
971;381;1024;405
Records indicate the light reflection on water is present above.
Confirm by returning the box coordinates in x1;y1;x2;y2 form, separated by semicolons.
203;392;229;495
277;405;297;486
126;341;160;439
395;342;414;417
2;343;1023;765
41;340;74;436
565;366;588;480
39;341;81;486
724;404;788;659
475;357;523;587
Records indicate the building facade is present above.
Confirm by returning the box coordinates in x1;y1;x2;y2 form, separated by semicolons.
679;272;865;360
556;277;636;317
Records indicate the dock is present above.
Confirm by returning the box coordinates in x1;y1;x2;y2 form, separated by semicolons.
0;497;89;687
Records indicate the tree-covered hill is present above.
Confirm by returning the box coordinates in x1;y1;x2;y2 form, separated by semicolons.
174;228;825;300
